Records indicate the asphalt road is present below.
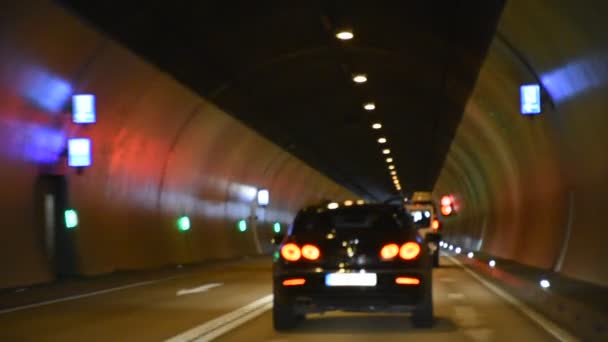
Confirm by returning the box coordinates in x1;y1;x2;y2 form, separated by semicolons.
0;256;566;341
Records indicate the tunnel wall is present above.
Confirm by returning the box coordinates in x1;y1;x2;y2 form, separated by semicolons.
0;1;356;289
435;0;608;287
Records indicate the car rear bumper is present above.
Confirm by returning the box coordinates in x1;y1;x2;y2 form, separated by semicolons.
273;268;431;313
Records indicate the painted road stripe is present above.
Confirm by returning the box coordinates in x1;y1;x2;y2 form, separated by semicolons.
177;283;223;296
447;256;579;342
0;276;179;315
448;293;466;300
166;294;273;342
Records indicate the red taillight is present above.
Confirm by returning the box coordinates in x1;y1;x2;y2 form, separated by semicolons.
432;219;440;230
395;277;421;285
380;243;400;259
441;205;453;216
283;278;306;286
301;244;320;260
281;243;301;261
441;195;452;206
399;242;421;260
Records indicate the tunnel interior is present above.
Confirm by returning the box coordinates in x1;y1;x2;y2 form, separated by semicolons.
0;0;607;296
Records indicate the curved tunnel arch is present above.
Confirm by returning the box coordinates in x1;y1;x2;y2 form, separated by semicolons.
0;0;607;291
436;0;608;286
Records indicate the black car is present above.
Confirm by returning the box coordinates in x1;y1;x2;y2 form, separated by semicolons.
272;203;434;330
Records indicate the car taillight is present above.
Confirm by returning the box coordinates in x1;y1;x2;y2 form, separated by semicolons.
395;276;421;285
380;243;400;259
432;219;440;230
281;243;301;261
399;242;421;260
301;244;320;260
282;278;306;286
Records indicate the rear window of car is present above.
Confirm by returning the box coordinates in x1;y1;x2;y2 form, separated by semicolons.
291;206;410;234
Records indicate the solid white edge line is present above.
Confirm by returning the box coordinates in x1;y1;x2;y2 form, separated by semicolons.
446;255;579;342
165;294;273;342
0;276;179;315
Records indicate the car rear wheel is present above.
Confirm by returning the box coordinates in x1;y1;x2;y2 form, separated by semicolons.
412;278;434;328
273;301;298;331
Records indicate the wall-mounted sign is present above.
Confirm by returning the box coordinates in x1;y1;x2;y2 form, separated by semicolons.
67;138;92;167
257;188;270;207
520;84;541;115
72;94;96;124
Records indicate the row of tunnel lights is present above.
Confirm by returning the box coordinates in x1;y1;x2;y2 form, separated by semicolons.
439;241;552;290
336;29;402;192
65;211;286;234
177;215;284;234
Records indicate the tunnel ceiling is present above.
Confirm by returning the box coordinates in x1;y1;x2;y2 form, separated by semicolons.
60;0;504;201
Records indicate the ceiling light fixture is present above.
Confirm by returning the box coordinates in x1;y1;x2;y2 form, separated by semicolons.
353;74;367;83
372;123;382;129
386;157;393;163
377;137;387;144
382;149;390;155
363;102;376;111
388;165;395;170
390;171;397;175
336;30;354;40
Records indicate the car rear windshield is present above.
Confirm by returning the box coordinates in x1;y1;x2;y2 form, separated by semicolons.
292;206;410;234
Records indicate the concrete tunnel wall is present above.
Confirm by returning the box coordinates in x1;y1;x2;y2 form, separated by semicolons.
0;1;357;289
435;0;608;287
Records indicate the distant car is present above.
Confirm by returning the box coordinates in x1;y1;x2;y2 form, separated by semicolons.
405;192;441;268
272;203;434;330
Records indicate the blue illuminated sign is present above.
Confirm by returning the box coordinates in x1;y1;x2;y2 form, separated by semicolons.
520;84;541;115
67;138;92;167
257;189;270;206
72;94;96;124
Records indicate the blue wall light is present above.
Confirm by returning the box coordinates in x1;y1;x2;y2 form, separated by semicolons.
257;188;269;207
67;138;92;167
72;94;96;124
520;84;542;115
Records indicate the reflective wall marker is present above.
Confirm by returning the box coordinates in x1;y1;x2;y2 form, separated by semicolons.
64;209;78;229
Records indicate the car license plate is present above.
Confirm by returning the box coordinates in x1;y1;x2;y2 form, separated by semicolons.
325;273;377;287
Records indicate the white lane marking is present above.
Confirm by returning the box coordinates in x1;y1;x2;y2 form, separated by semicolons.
0;276;179;315
176;283;223;296
166;294;273;342
447;256;579;342
448;293;465;300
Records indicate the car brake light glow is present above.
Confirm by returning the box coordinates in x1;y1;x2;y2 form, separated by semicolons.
302;244;320;260
281;243;301;261
399;242;421;260
395;277;421;285
432;219;440;230
441;195;452;206
283;278;306;286
380;243;400;259
441;205;453;216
